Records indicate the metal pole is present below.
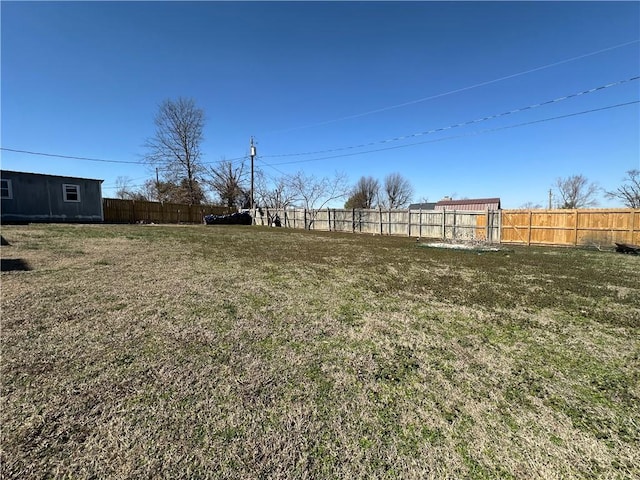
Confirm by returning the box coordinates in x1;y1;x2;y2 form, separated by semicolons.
250;137;256;212
249;137;257;226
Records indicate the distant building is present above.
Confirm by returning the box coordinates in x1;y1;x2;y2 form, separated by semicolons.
435;197;501;211
1;170;104;223
408;202;437;210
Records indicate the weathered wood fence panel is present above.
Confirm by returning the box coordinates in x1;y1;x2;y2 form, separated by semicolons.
501;209;639;246
256;207;637;247
103;198;232;224
255;207;500;242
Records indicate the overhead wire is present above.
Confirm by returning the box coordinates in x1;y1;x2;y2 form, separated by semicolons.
0;147;248;167
264;39;640;134
261;76;640;159
4;42;638;185
0;148;146;165
258;100;640;168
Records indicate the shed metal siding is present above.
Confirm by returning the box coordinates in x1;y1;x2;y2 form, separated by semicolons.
0;170;104;223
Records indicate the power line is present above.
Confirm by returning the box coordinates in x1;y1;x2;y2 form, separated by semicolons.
255;157;291;179
265;39;640;134
0;147;247;167
261;76;640;159
0;148;147;164
259;100;639;167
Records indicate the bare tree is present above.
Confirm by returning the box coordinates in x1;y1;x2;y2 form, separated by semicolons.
115;176;135;199
289;171;349;229
383;172;413;209
345;176;380;209
554;174;599;209
254;170;297;210
144;97;205;205
138;178;160;202
205;159;248;208
605;169;640;208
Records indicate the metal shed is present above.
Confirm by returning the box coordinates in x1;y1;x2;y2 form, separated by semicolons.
0;170;104;223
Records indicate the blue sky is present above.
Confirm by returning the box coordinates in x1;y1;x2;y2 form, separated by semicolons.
2;1;639;208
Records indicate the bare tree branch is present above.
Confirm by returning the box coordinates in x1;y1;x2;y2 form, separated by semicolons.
144;98;205;205
115;176;134;199
345;176;380;209
204;159;249;208
383;172;413;209
605;169;640;208
254;170;297;210
288;171;349;229
554;174;599;209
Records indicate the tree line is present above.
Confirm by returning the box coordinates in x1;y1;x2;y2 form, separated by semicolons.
118;97;639;211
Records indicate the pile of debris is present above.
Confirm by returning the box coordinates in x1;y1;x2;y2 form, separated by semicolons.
615;243;640;254
203;212;252;225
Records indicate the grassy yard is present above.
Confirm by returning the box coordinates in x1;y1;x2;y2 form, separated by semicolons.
1;224;639;479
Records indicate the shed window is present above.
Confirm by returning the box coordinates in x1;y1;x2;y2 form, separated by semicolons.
0;179;12;199
63;184;81;202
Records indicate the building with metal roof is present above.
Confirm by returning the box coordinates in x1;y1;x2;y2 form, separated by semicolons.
434;197;501;211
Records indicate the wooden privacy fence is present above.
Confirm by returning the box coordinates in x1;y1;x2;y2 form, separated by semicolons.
102;200;639;247
501;209;639;247
255;207;639;247
103;198;232;224
254;207;501;242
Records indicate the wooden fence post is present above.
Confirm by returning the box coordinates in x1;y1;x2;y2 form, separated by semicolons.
379;207;383;235
630;209;636;244
419;209;422;239
527;210;533;246
407;209;411;237
441;210;446;240
327;208;331;232
485;209;490;242
352;208;355;233
574;209;579;246
452;210;457;240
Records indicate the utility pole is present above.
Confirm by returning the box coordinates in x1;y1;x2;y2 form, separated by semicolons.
548;189;553;209
250;137;256;214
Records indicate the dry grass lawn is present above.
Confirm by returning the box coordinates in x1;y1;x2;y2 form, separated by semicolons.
1;224;639;479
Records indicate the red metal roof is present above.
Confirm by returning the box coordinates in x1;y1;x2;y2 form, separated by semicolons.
435;197;501;210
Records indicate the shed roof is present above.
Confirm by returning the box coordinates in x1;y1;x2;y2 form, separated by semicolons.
408;202;437;210
1;169;104;183
435;197;501;210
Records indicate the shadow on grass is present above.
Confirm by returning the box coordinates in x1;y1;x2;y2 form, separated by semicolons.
1;259;31;272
